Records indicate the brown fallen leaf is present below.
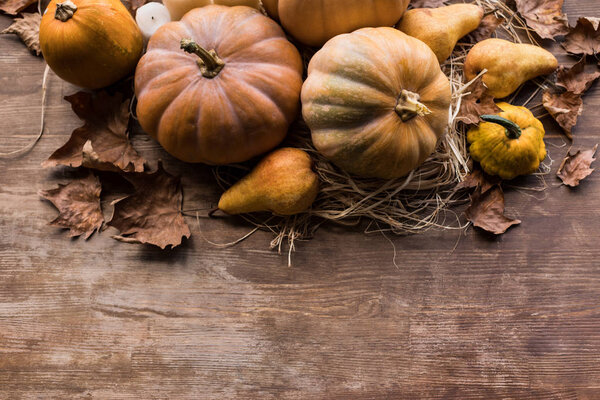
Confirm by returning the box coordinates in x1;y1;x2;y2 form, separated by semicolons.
457;76;502;125
557;144;598;187
555;58;600;95
0;0;37;15
43;91;145;173
562;17;600;56
542;90;583;140
108;162;191;249
515;0;569;40
409;0;446;8
465;185;521;235
39;173;104;239
1;12;40;56
469;13;505;42
457;168;501;194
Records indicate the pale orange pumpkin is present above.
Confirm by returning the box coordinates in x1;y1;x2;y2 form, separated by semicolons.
134;6;303;164
302;27;452;179
39;0;143;89
265;0;409;46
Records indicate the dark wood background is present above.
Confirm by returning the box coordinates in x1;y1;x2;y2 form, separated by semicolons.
2;1;600;398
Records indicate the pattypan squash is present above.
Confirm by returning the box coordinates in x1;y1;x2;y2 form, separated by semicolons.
467;102;546;180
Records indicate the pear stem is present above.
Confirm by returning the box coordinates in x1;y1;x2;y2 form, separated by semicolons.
395;90;432;122
180;38;225;79
481;115;522;140
55;0;77;21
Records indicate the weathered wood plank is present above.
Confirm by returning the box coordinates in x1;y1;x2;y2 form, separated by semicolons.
2;2;600;398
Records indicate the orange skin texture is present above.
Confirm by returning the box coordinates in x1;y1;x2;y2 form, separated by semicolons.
302;27;452;180
39;0;143;89
464;38;558;98
397;4;483;63
262;0;278;20
218;148;319;215
134;6;303;165
268;0;409;47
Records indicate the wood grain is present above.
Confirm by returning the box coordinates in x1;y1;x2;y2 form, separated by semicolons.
2;2;600;398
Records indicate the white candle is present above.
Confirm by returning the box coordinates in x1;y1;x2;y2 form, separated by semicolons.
136;3;172;42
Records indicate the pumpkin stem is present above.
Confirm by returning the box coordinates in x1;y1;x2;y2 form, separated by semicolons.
480;115;522;140
54;0;77;22
395;90;432;122
180;38;225;79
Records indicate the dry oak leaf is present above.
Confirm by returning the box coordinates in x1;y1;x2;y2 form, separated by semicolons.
409;0;446;8
515;0;569;40
542;90;583;140
555;58;600;95
465;185;521;235
557;144;598;187
43;91;145;173
562;17;600;56
457;76;502;125
0;0;37;15
1;12;40;55
108;162;191;249
469;13;505;42
39;173;104;239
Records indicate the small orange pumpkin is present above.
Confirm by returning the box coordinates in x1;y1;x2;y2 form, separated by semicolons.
39;0;143;89
134;6;303;164
266;0;410;47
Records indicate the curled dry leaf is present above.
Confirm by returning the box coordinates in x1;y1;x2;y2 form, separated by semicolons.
515;0;569;40
542;91;583;140
557;144;598;187
409;0;446;8
1;12;41;56
43;91;145;173
555;58;600;95
457;76;502;125
469;13;505;42
108;162;191;249
0;0;37;15
39;173;104;239
562;17;600;56
543;59;600;139
465;185;521;235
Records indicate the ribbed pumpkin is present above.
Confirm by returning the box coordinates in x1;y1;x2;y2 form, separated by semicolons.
39;0;143;89
265;0;410;47
302;27;451;179
135;6;303;164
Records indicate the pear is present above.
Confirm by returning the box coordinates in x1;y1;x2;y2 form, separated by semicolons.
218;148;319;216
396;4;483;63
464;38;558;98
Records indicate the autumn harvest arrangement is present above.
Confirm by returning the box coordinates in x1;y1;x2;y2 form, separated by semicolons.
1;0;599;261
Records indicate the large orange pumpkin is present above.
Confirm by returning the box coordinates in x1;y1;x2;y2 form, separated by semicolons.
264;0;410;47
134;6;303;164
302;27;452;179
39;0;143;89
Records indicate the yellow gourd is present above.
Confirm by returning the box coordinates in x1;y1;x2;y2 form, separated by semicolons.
467;103;546;180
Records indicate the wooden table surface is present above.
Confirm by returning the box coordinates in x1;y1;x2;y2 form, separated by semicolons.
2;2;600;398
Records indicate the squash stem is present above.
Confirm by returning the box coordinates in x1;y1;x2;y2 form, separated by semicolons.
55;0;77;21
481;115;522;139
395;90;431;122
180;38;225;79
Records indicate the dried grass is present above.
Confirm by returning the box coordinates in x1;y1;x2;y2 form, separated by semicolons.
212;0;551;262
